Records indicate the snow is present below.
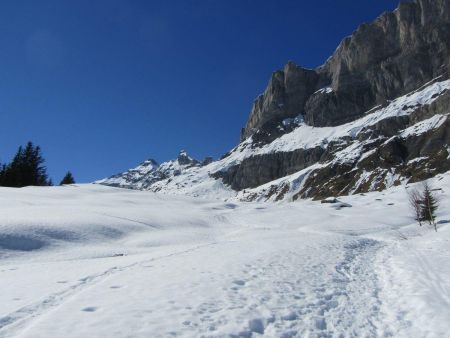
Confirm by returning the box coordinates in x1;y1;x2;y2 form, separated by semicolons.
1;173;450;337
282;115;304;126
407;156;428;164
400;114;448;138
350;170;372;194
313;86;333;95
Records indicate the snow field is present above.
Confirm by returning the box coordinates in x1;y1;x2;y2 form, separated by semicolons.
0;173;450;337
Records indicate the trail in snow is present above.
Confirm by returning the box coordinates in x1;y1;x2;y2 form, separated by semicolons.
0;242;221;337
2;231;386;338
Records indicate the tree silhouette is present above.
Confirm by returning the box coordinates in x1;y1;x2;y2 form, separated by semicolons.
0;142;50;187
60;171;75;185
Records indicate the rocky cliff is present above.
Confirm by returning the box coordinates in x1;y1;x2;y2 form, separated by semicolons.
241;0;450;140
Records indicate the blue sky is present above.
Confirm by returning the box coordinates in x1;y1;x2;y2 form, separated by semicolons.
0;0;401;183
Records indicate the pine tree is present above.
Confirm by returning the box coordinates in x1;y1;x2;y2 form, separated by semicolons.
0;142;50;187
59;171;75;185
420;182;438;231
32;144;49;186
2;146;24;187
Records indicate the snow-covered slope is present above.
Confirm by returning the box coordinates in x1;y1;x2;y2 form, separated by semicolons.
98;78;450;201
95;159;160;189
1;174;450;337
97;150;204;190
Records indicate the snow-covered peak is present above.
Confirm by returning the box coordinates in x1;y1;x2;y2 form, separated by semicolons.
133;159;159;174
97;151;204;190
95;158;161;189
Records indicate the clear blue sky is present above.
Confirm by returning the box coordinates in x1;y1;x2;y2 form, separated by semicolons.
0;0;401;183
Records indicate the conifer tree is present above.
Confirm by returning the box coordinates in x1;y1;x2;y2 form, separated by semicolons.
0;142;50;187
420;182;438;231
60;171;75;185
2;146;24;187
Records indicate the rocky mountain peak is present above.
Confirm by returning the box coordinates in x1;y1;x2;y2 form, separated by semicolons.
241;0;450;141
177;150;199;166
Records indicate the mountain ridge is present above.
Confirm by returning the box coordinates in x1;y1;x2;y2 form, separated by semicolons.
97;0;450;201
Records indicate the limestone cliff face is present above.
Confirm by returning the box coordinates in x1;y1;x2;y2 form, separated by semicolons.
241;0;450;140
241;63;319;140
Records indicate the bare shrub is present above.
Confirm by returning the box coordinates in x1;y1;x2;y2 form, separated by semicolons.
408;188;423;227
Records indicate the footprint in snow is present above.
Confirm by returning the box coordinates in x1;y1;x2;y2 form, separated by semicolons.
110;285;122;289
281;311;298;321
248;318;265;334
81;306;98;312
280;330;298;338
312;316;327;330
223;203;238;209
232;280;246;286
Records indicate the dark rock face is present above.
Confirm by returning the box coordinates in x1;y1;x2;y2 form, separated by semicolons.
241;0;450;140
213;146;325;190
241;62;319;140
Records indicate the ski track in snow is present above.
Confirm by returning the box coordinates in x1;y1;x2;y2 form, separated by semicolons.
0;242;221;337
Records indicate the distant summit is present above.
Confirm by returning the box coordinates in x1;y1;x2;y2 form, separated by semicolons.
96;150;211;190
177;150;199;166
